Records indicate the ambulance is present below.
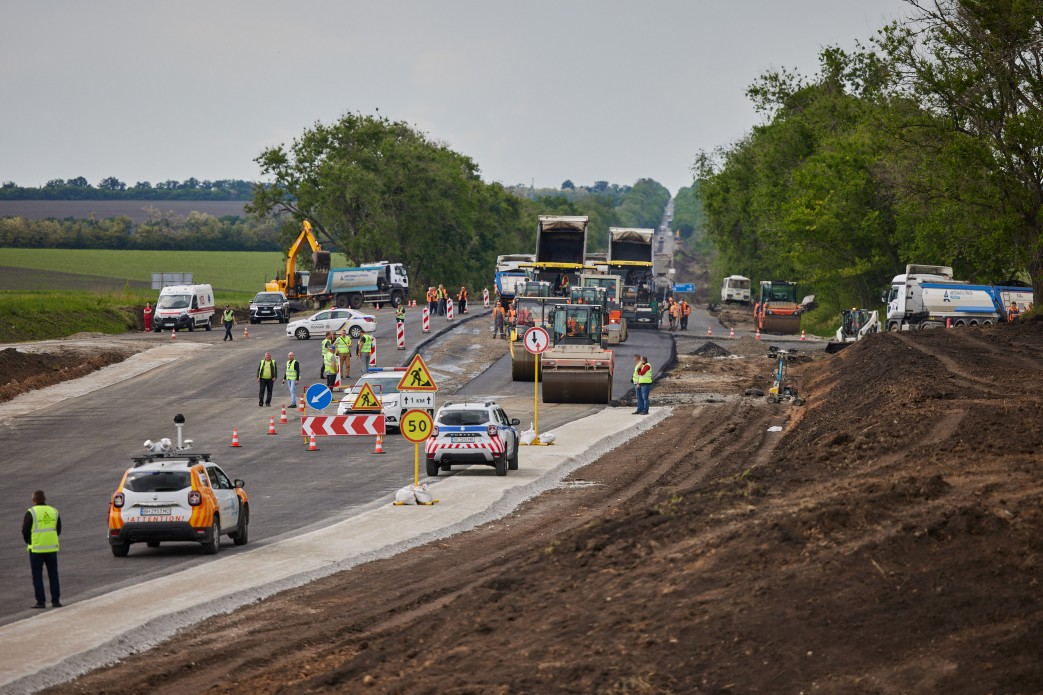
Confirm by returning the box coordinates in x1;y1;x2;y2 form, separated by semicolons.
153;283;216;331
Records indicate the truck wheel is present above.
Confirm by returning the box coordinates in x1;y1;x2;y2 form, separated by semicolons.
426;459;440;477
188;321;195;332
495;452;508;476
295;327;310;340
336;295;349;308
204;316;212;331
349;294;364;310
390;291;404;307
202;519;220;555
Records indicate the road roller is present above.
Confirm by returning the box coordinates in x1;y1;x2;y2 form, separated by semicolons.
755;280;816;335
510;286;556;381
541;304;614;404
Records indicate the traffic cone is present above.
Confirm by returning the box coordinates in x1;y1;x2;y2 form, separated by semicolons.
707;325;712;337
243;326;249;339
280;405;288;424
267;416;277;435
800;329;807;341
306;433;319;451
229;428;241;447
298;396;306;412
171;327;176;340
755;327;761;340
373;435;385;454
729;326;735;338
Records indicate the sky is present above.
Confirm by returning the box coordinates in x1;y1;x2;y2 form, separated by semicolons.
0;1;909;195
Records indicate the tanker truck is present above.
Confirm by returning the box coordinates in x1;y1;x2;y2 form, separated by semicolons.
309;262;409;309
884;264;1034;331
532;215;588;293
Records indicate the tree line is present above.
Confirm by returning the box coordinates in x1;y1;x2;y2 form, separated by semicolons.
695;0;1042;322
0;211;280;251
249;112;671;292
0;178;253;200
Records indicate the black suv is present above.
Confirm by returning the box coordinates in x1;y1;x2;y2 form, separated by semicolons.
249;292;290;324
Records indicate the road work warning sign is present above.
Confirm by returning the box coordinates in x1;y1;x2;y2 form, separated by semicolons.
351;382;382;411
398;354;438;392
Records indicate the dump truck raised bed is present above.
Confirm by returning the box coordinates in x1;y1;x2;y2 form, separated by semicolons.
532;215;588;293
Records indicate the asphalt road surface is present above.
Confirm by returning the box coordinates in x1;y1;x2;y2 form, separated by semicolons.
0;307;671;625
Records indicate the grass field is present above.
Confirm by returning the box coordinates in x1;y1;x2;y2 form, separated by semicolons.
0;291;140;342
0;248;283;294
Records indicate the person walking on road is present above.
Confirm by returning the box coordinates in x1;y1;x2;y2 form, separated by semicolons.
23;490;61;609
320;331;335;377
437;284;447;316
457;286;468;314
323;344;339;389
679;299;690;331
222;305;236;341
143;302;153;333
335;329;353;378
632;354;652;414
283;352;301;405
493;304;505;339
357;330;375;367
426;287;437;316
257;351;278;407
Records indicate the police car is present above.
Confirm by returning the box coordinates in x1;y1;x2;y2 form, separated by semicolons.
107;417;249;557
426;401;520;477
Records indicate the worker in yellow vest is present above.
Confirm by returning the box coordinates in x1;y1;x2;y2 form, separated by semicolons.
23;490;61;608
335;329;353;379
323;344;339;389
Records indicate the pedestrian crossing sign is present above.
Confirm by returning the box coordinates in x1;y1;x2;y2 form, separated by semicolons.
351;382;382;411
397;354;438;392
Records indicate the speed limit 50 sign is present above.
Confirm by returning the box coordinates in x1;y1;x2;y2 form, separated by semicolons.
400;409;434;443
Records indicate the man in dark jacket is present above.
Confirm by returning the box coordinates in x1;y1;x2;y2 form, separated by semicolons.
23;490;62;608
257;352;278;407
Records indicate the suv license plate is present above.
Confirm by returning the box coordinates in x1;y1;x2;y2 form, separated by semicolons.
451;435;475;443
140;507;171;516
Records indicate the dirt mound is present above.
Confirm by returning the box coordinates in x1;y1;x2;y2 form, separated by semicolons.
0;347;131;403
692;340;731;357
47;323;1043;694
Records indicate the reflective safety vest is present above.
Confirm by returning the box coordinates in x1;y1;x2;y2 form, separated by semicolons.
258;359;276;380
321;338;333;355
426;289;437;302
28;505;59;553
493;305;504;319
335;335;352;354
681;302;690;316
458;288;468;300
1009;305;1021;322
638;362;653;384
323;351;338;375
285;359;300;380
632;364;641;384
396;307;406;322
223;309;235;323
436;288;445;300
360;333;375;353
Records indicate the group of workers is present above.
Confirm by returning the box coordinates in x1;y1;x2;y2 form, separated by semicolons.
492;303;517;339
426;285;469;317
1008;301;1033;322
319;329;375;389
656;297;690;331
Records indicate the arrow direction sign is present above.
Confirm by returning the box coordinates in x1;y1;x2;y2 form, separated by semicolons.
306;383;333;411
300;414;386;437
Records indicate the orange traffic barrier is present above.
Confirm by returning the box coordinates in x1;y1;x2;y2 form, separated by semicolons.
229;428;241;447
267;416;277;435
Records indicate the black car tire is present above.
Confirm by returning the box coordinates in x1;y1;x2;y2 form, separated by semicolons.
204;316;212;331
507;440;519;470
426;459;440;477
202;519;220;555
295;327;310;340
111;542;130;557
495;451;508;476
231;504;249;546
349;325;363;338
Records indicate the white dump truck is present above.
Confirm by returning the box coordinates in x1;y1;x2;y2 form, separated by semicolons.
884;264;1034;331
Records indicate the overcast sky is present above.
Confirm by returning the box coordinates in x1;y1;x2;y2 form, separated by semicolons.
1;1;908;195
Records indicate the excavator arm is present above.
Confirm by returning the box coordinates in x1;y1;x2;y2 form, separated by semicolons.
267;220;331;299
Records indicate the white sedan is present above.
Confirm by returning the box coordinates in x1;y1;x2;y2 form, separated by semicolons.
286;309;376;340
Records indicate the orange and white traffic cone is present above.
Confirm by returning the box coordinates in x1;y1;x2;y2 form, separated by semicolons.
280;405;288;424
373;435;385;454
243;326;249;339
229;428;241;447
267;416;277;435
171;327;176;340
755;327;761;340
729;326;735;338
298;396;306;412
307;433;319;451
800;329;807;341
707;325;712;337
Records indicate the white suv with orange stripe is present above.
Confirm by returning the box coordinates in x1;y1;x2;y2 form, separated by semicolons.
426;401;520;478
108;451;249;557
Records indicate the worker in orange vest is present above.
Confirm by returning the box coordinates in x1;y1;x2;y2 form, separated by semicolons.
493;304;506;339
426;287;437;316
457;286;469;314
1008;301;1021;323
679;299;691;331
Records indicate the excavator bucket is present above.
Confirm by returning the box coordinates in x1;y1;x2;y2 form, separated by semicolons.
312;251;331;270
542;369;612;403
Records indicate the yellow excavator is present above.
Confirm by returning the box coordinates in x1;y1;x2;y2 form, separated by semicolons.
264;220;331;300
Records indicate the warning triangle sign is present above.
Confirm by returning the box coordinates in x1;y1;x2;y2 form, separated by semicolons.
351;382;383;411
397;354;438;392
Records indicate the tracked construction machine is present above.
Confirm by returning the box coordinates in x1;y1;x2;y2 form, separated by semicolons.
265;220;331;302
755;280;816;335
825;309;881;353
510;281;555;381
541;303;614;404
